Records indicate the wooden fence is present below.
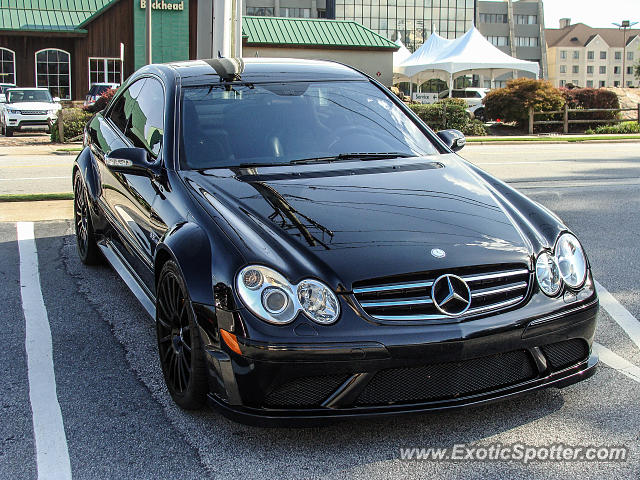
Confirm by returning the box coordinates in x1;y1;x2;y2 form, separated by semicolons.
528;104;640;134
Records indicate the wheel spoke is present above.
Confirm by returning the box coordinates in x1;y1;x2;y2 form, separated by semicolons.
158;334;171;344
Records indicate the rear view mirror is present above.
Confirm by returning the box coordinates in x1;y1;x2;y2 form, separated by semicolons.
105;147;154;175
437;129;466;152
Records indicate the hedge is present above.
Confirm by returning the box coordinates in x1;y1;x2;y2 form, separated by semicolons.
586;121;640;134
408;99;487;136
50;108;93;143
83;88;117;113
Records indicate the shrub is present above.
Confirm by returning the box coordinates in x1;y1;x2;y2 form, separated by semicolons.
483;78;565;126
462;119;488;136
83;87;117;113
408;99;487;136
561;87;620;130
585;121;640;134
50;108;93;143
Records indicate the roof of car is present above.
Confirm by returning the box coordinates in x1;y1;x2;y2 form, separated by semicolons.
165;58;368;85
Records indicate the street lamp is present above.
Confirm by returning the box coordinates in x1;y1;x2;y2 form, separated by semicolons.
613;20;638;87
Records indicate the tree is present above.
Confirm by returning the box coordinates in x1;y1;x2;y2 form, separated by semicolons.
483;78;565;126
635;60;640;80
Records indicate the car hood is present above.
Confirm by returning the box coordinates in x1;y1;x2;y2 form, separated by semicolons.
6;102;57;110
183;155;534;289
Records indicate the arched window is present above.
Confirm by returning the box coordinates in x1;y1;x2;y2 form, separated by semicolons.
0;48;15;85
35;49;71;100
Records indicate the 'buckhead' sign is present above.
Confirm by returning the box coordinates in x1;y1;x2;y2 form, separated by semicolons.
140;0;185;10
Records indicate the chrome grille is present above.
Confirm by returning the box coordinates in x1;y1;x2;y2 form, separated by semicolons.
21;110;47;115
353;265;531;321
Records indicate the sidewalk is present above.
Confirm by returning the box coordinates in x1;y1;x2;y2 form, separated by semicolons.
0;200;73;222
466;133;640;144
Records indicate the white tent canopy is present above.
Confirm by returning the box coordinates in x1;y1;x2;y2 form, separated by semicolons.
392;35;412;68
394;27;539;95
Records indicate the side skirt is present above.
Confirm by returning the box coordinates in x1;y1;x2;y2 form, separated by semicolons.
97;239;156;320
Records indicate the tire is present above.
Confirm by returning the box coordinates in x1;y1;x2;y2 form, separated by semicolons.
156;260;208;409
474;108;486;122
73;171;101;265
5;126;13;137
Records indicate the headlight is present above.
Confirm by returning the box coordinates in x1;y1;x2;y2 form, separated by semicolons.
536;252;561;296
236;266;340;325
297;280;340;324
555;233;587;288
6;108;18;114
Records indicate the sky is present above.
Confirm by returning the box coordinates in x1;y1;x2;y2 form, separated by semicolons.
541;0;640;29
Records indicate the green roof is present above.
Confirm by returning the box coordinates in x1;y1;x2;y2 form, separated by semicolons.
0;0;117;33
242;16;399;50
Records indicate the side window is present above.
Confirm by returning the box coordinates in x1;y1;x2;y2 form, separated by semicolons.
107;79;145;137
107;78;164;158
128;78;165;158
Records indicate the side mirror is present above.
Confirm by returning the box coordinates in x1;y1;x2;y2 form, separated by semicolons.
53;97;61;102
105;147;155;175
437;129;466;152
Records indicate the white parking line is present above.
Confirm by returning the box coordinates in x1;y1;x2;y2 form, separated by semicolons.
595;280;640;351
17;222;72;480
593;343;640;383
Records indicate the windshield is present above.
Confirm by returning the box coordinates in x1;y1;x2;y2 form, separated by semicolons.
7;89;53;103
180;81;439;169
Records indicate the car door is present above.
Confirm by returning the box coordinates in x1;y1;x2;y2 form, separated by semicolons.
97;76;166;291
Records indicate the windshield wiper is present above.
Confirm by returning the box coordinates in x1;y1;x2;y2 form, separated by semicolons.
289;152;416;165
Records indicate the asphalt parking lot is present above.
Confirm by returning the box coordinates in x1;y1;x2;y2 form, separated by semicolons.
1;142;639;479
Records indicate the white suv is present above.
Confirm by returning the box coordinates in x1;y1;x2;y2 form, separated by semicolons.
1;88;61;136
439;88;489;121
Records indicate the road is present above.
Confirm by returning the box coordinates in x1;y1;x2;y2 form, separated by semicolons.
1;142;639;479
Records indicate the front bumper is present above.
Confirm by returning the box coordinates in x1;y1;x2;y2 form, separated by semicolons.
197;296;599;426
6;113;56;130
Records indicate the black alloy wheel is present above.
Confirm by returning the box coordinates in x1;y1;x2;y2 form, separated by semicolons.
156;261;208;409
73;171;101;264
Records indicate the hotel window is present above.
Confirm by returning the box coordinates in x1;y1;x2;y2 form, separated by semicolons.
599;80;605;87
560;65;567;73
628;66;634;75
613;66;620;74
487;36;509;47
0;48;15;85
587;50;594;60
88;58;122;88
614;51;622;60
559;80;566;87
586;80;594;87
572;65;579;74
280;7;311;18
246;7;274;16
317;8;326;18
515;37;539;47
628;81;634;87
35;49;71;100
515;14;537;24
599;66;606;74
479;13;507;24
614;81;620;87
560;50;567;59
600;51;606;59
573;51;579;59
628;51;634;61
587;66;594;74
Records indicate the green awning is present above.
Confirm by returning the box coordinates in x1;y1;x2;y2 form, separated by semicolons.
0;0;118;34
243;16;399;50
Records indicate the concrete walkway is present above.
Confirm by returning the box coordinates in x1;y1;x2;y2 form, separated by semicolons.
0;200;73;222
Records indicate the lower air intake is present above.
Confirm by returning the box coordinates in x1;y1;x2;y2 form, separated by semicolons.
541;339;590;371
355;350;536;406
263;374;350;408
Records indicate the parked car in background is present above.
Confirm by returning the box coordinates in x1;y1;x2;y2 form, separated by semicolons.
0;87;61;136
84;83;119;107
439;88;489;121
0;83;16;103
73;58;598;425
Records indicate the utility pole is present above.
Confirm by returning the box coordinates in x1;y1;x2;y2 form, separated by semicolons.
145;0;152;64
613;20;638;87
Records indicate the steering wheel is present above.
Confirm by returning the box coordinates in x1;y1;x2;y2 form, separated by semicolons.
327;125;377;150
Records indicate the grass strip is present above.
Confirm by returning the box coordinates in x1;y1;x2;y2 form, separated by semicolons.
0;193;74;202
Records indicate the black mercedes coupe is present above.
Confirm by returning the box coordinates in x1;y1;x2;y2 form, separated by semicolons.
73;58;598;425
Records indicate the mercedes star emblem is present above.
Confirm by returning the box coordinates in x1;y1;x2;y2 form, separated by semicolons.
431;274;472;316
431;248;446;258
